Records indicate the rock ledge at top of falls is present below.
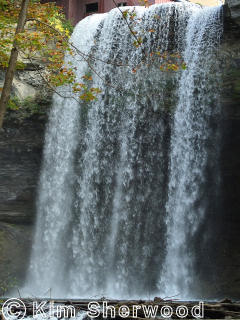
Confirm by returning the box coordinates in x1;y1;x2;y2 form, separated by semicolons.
225;0;240;25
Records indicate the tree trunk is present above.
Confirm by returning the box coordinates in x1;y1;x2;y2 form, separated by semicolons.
0;0;30;129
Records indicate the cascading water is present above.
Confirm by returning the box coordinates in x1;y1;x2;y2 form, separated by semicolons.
160;7;223;299
23;3;223;299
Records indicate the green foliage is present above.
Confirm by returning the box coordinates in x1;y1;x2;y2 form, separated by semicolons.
0;0;75;83
48;11;73;37
7;96;47;120
0;273;18;296
0;0;104;117
61;17;74;35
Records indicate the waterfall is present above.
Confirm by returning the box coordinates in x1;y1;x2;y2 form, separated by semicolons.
24;3;223;299
160;7;223;299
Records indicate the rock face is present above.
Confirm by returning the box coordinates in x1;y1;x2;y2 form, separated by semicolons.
0;64;52;106
225;0;240;25
216;19;240;299
0;63;49;294
0;119;46;293
192;15;240;299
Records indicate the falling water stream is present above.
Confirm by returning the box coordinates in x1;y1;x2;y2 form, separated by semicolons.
24;3;223;299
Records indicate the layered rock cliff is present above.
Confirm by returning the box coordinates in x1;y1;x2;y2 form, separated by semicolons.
193;13;240;299
0;66;50;294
